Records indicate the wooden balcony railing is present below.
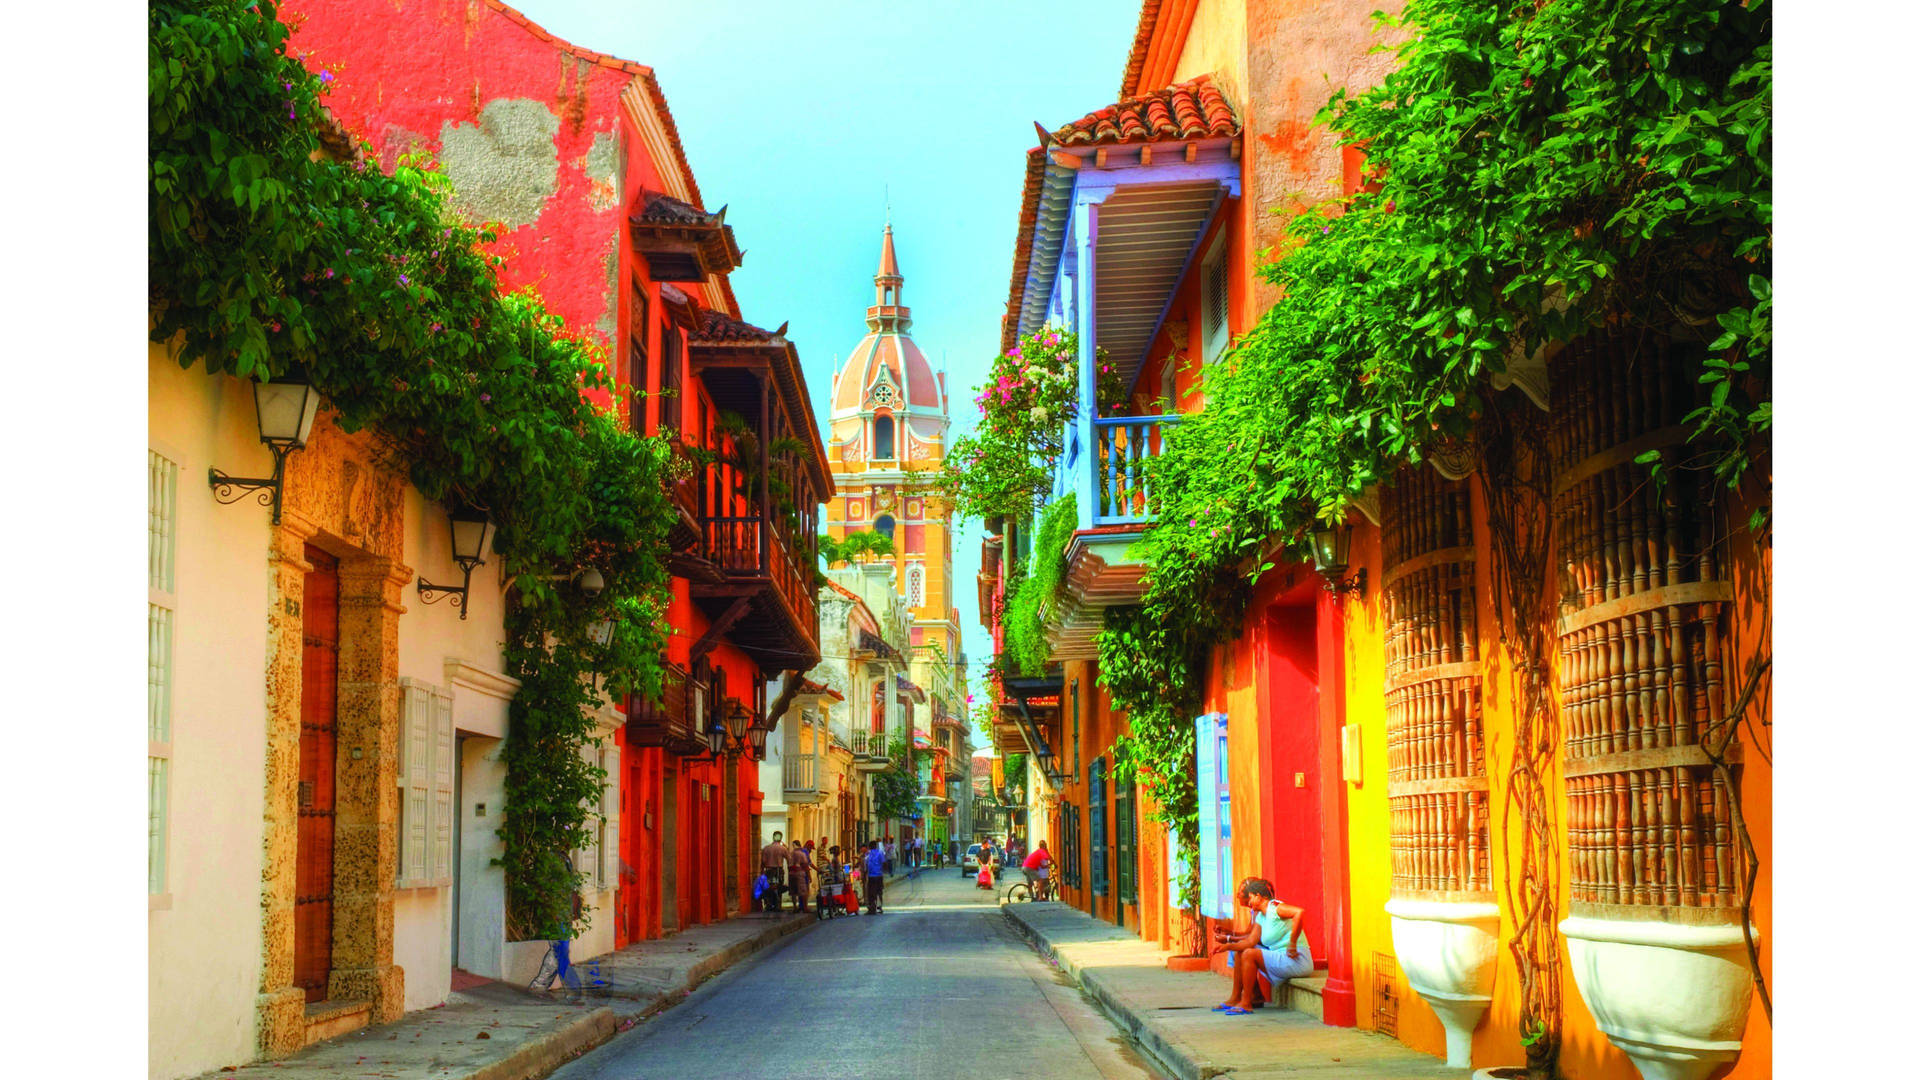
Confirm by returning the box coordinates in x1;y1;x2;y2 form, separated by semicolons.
848;730;889;761
783;755;819;796
627;663;701;755
697;514;818;644
1090;415;1180;526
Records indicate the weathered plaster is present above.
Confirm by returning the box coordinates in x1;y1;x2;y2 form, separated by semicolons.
582;130;622;212
440;98;561;229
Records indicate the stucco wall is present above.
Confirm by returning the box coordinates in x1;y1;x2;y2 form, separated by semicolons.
149;348;275;1080
1171;0;1248;109
284;0;639;350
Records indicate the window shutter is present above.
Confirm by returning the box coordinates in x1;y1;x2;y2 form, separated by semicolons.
1195;713;1223;917
401;681;431;887
1090;759;1108;898
598;746;620;889
431;689;455;885
1202;247;1228;363
575;743;600;881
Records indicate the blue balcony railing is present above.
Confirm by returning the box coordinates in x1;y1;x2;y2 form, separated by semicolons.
1089;414;1180;526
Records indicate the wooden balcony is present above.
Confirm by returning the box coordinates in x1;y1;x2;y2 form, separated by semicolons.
626;664;703;756
1089;414;1180;526
684;310;832;673
848;730;891;771
783;754;824;803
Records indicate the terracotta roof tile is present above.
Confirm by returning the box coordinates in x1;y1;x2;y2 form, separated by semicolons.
1050;75;1238;148
689;309;784;344
1119;0;1165;100
633;192;718;226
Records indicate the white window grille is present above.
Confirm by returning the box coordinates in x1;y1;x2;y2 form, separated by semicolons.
149;449;179;900
907;564;925;607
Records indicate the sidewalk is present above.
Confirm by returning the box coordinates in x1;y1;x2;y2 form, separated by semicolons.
1001;901;1458;1080
195;912;814;1080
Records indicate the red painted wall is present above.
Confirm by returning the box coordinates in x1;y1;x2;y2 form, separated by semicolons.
284;0;657;363
1258;597;1327;953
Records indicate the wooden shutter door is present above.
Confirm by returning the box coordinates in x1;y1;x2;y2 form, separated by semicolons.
431;690;455;885
295;547;340;1003
402;682;431;887
599;746;620;890
1090;758;1108;898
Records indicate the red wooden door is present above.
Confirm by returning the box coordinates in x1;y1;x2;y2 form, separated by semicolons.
295;547;340;1003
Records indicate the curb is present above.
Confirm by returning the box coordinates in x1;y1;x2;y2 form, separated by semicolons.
680;913;815;988
1000;904;1223;1080
465;1007;620;1080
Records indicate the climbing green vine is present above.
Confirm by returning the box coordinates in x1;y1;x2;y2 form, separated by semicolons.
1089;0;1771;973
151;0;676;942
1002;494;1077;677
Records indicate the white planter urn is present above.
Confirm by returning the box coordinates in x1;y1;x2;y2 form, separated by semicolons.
1559;914;1757;1080
1386;898;1501;1068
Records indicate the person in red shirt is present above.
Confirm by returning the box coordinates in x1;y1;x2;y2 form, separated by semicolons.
1021;841;1053;897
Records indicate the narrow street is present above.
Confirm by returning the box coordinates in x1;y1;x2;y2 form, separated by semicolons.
552;872;1159;1080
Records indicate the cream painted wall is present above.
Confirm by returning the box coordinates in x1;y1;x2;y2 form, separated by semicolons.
393;486;515;1009
149;348;275;1080
1173;0;1248;108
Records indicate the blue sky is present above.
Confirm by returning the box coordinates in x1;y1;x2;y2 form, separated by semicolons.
515;0;1139;692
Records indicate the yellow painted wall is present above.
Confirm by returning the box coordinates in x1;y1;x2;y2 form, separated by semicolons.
1337;477;1772;1078
1171;0;1248;108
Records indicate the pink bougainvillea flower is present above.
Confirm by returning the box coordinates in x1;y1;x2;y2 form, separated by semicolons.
480;393;491;403
398;274;409;285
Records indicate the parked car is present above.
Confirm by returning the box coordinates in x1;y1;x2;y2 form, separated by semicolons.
961;843;984;877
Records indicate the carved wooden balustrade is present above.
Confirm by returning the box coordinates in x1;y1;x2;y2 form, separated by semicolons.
1383;468;1492;900
1551;332;1740;917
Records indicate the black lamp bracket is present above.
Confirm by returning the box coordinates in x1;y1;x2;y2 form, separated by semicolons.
1323;566;1368;599
208;441;297;525
418;559;481;620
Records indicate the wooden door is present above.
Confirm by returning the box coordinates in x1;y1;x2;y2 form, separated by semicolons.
295;546;339;1003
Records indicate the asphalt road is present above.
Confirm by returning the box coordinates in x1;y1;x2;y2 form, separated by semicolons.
551;867;1162;1080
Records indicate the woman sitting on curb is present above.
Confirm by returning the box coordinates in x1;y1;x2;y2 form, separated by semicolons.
1211;876;1312;1015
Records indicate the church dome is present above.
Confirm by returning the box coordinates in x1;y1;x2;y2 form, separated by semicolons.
830;224;946;418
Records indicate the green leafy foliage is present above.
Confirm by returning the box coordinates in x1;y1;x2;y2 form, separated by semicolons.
1096;0;1771;931
936;328;1084;522
820;529;896;567
151;0;677;942
1002;495;1077;677
871;735;921;821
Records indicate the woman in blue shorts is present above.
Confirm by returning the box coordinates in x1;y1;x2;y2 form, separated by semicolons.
1211;876;1312;1014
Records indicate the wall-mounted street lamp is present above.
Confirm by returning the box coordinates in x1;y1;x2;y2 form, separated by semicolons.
1310;521;1367;599
746;720;770;760
724;701;753;750
208;367;322;525
417;503;496;620
587;618;616;647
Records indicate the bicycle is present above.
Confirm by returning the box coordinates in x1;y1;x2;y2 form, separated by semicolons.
1003;869;1055;903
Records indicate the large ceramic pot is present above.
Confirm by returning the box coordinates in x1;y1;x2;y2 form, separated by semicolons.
1559;914;1757;1080
1386;898;1501;1068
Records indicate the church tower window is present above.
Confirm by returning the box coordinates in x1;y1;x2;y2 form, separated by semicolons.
874;514;896;543
874;415;895;460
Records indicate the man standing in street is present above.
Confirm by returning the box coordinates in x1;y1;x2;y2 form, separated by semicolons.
863;840;887;914
760;831;789;912
788;838;813;914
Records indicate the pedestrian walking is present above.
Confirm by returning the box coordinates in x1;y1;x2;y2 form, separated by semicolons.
863;840;887;913
914;835;925;867
884;836;896;875
788;839;813;913
760;831;789;912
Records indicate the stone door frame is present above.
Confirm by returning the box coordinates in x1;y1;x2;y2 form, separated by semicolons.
256;419;411;1056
